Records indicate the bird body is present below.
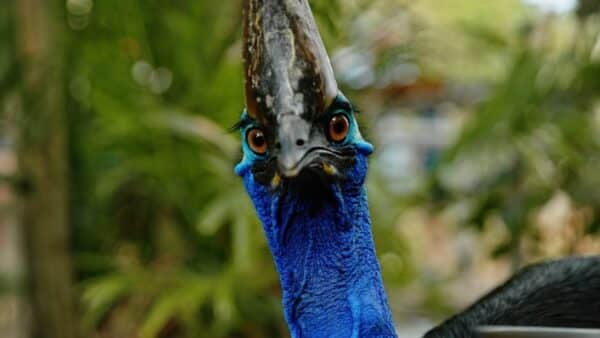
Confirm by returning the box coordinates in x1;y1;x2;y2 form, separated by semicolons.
425;256;600;338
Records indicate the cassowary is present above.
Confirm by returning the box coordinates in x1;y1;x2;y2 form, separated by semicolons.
235;1;600;337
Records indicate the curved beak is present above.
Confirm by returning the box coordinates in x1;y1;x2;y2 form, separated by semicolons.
243;0;338;123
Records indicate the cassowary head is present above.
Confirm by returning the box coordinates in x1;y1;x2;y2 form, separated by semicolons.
235;0;373;197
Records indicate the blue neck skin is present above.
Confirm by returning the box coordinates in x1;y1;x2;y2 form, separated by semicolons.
237;147;397;338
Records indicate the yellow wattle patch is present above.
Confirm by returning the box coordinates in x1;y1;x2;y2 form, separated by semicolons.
322;163;338;176
271;173;281;189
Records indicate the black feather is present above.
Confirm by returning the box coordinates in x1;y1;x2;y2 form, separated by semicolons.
424;256;600;338
230;114;253;132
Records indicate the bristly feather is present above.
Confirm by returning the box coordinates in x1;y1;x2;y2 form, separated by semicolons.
230;113;253;132
424;256;600;338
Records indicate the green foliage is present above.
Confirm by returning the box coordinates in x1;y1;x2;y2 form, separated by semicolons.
432;13;600;263
66;1;281;337
0;2;16;100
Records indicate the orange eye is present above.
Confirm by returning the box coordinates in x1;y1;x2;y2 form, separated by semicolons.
247;128;268;154
328;115;350;143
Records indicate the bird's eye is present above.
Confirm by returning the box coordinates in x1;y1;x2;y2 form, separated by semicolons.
247;128;268;155
328;114;350;143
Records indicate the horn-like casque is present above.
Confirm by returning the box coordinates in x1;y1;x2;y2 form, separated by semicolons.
243;0;338;123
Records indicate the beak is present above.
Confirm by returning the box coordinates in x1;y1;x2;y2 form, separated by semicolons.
243;0;338;123
275;113;329;178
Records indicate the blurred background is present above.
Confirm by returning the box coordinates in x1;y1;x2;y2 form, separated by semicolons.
1;0;600;337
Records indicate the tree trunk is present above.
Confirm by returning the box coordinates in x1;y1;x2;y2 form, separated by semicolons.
14;1;79;337
0;95;28;338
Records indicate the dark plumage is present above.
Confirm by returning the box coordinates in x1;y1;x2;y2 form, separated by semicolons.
425;256;600;338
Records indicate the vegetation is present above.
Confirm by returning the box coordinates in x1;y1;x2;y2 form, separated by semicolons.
0;0;599;337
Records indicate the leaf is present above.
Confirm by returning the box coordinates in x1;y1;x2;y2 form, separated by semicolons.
152;112;238;158
81;273;135;327
196;194;233;236
232;203;252;273
459;21;509;48
139;274;211;338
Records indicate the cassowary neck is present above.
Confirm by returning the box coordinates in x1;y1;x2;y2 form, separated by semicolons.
244;157;396;338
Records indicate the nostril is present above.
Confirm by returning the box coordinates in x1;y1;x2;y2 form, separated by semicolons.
296;139;305;146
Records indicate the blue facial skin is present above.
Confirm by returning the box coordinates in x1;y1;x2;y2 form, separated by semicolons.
236;95;397;338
